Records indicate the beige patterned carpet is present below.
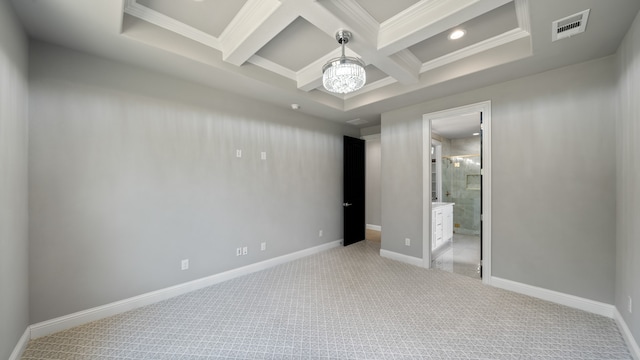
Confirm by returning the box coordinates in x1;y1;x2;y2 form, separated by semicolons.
22;240;631;359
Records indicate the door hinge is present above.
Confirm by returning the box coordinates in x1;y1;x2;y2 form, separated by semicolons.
480;168;484;176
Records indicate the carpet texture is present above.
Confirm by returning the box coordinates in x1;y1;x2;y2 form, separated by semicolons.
22;240;631;359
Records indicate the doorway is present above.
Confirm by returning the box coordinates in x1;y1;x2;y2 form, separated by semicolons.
363;133;382;245
343;136;365;246
422;102;492;285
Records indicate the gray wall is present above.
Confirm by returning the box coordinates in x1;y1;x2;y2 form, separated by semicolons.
381;118;424;256
28;42;357;323
616;8;640;346
0;1;29;358
382;56;617;304
361;125;381;137
365;139;381;227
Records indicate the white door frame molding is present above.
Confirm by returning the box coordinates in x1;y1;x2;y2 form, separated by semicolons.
422;101;492;285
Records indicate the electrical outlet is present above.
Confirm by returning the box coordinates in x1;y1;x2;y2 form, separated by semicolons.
242;246;248;255
236;248;242;256
181;259;189;270
261;151;267;160
629;296;633;314
319;230;323;237
261;242;266;251
236;149;242;158
405;238;410;246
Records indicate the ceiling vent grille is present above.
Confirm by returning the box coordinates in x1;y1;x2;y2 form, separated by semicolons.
552;9;590;42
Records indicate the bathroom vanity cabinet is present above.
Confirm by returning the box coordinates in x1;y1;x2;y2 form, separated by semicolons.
431;202;454;251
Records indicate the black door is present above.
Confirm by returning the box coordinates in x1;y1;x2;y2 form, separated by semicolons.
343;136;365;246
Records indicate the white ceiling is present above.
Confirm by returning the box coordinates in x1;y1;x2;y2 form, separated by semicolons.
9;0;640;129
432;112;481;139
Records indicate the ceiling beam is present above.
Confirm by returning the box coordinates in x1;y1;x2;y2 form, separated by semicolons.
514;0;531;34
123;0;221;49
419;28;530;73
296;48;342;92
220;0;297;66
378;0;512;55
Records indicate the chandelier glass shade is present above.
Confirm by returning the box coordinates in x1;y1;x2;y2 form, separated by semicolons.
322;31;366;94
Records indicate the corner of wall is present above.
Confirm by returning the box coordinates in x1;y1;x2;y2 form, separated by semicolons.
0;1;30;359
7;328;30;360
614;7;640;359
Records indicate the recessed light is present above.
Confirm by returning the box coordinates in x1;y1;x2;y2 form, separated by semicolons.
449;29;466;40
472;132;480;136
291;104;300;110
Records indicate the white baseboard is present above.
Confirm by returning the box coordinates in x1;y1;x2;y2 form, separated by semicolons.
366;224;381;231
491;277;615;318
380;249;422;267
615;309;640;360
30;239;342;339
8;327;30;360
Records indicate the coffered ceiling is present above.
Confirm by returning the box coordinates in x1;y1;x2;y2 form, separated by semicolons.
10;0;640;127
120;0;529;119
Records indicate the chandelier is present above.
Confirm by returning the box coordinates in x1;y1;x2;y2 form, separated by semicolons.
322;30;366;94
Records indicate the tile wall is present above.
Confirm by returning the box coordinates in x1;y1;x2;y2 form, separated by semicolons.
442;137;481;235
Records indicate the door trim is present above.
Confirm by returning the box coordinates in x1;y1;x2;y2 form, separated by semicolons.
422;101;492;285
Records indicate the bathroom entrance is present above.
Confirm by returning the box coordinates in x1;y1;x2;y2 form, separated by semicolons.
422;102;492;283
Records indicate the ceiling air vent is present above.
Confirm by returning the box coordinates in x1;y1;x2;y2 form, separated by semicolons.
552;9;590;42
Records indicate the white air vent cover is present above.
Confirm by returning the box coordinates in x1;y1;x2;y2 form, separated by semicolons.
552;9;590;42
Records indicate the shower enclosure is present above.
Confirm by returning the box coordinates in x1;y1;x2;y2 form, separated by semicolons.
442;153;481;236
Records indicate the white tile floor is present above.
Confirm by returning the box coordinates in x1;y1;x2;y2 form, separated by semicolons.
22;239;631;359
432;234;481;279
